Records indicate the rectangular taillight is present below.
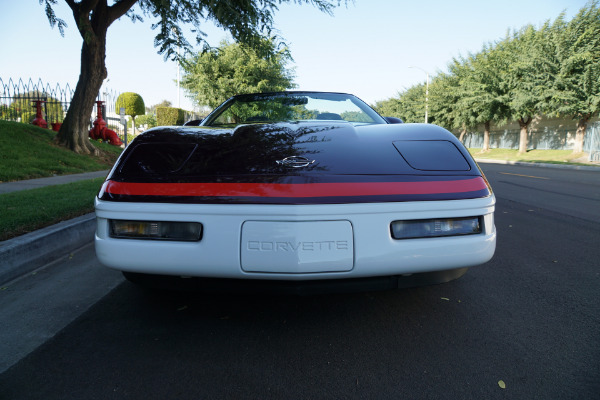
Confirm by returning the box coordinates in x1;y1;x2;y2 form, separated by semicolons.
109;220;202;241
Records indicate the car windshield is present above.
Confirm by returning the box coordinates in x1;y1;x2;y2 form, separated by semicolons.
202;92;387;127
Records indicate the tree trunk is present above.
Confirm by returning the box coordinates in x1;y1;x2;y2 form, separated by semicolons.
482;120;491;152
573;115;589;154
518;116;531;154
53;0;136;154
459;127;467;143
56;37;107;154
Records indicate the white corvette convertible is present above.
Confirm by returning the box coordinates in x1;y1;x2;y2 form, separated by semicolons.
95;92;496;292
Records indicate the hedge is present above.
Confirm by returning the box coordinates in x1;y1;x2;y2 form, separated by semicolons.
156;107;185;126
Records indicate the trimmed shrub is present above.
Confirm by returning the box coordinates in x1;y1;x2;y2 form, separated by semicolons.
157;107;185;126
115;92;145;118
116;92;145;134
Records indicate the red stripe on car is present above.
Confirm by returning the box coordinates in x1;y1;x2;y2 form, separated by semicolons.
103;178;488;198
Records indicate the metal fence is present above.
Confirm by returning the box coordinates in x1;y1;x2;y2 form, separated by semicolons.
0;77;204;137
0;77;124;135
0;77;73;127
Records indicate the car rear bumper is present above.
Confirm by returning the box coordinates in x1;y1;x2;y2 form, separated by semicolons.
95;196;496;280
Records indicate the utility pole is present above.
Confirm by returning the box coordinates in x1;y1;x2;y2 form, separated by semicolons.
409;66;430;123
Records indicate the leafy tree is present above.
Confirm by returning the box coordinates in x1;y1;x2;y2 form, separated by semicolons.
181;38;296;109
498;25;544;153
116;92;145;134
538;1;600;153
451;45;510;151
146;100;172;115
373;96;403;119
39;0;341;154
375;2;598;154
428;63;474;142
374;84;434;124
400;84;429;124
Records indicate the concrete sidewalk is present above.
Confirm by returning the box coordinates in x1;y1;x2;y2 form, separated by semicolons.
0;170;109;194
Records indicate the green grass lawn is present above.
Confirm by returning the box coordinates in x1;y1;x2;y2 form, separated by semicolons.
0;120;121;182
0;177;105;241
0;120;122;240
468;148;593;165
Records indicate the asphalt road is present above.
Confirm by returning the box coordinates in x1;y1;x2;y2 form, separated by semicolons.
480;162;600;222
1;163;599;400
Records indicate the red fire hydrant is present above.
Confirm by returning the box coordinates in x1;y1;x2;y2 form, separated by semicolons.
31;100;48;129
89;100;123;146
89;100;107;138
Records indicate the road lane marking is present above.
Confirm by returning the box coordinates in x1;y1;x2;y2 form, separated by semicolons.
499;172;549;180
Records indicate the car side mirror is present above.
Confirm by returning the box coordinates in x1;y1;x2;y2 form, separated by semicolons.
384;117;403;124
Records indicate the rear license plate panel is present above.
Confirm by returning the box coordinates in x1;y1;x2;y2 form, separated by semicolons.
241;221;354;273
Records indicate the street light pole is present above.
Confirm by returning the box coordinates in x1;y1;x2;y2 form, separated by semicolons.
408;66;429;123
173;27;181;108
177;46;181;108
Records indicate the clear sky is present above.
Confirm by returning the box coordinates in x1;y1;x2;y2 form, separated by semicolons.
0;0;590;111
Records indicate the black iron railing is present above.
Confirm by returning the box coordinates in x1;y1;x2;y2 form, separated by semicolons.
0;77;121;132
